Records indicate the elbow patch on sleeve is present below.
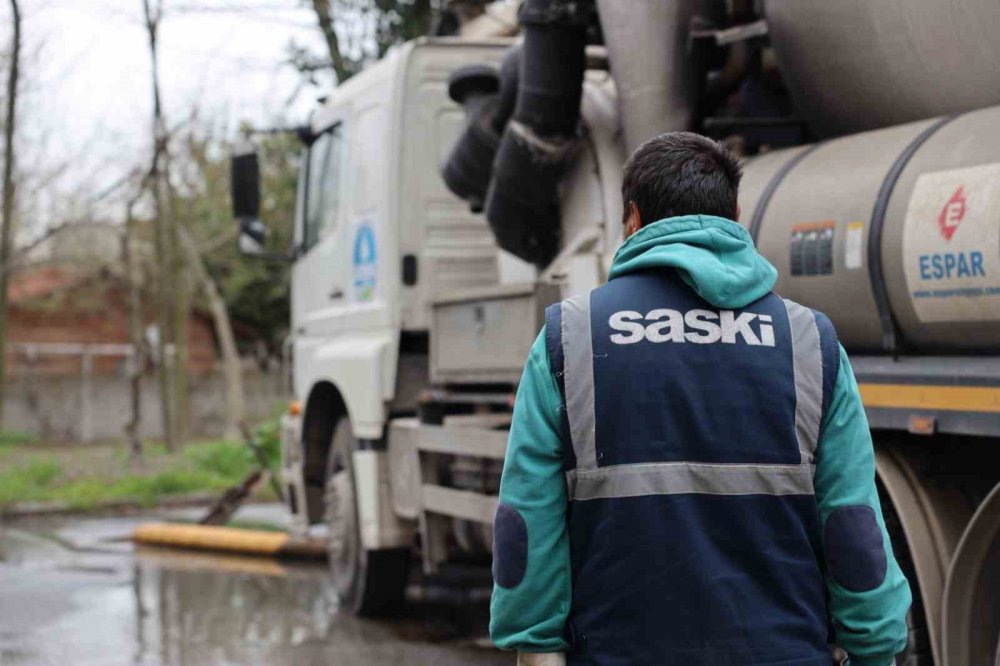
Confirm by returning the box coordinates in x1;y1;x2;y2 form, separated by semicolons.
825;505;888;592
493;503;528;589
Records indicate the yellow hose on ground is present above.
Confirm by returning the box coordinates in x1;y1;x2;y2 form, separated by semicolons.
132;523;326;559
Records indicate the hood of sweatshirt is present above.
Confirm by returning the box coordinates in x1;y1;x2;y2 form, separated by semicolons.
607;214;778;309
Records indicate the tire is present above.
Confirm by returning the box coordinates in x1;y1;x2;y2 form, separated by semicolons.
324;417;410;616
878;482;934;666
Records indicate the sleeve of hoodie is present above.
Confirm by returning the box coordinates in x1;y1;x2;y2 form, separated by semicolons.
814;345;912;666
489;328;571;654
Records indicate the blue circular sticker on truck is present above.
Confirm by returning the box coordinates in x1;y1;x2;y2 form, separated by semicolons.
352;221;377;301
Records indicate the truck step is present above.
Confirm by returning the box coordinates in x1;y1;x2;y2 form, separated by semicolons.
422;484;499;524
390;417;508;460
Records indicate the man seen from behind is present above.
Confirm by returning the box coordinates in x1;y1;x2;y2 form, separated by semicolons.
490;132;912;666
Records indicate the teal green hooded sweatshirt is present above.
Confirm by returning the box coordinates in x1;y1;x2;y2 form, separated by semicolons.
490;215;912;665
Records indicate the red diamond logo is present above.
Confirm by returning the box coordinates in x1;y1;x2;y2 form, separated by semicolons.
938;186;966;241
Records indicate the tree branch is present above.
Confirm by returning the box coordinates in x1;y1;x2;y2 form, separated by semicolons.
2;219;123;277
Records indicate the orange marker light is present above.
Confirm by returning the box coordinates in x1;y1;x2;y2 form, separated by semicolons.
908;415;936;436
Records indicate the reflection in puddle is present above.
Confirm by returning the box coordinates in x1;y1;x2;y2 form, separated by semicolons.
127;548;503;666
133;551;338;664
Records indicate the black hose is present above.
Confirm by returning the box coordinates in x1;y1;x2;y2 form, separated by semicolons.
484;0;591;266
491;44;522;135
440;65;501;212
514;0;588;137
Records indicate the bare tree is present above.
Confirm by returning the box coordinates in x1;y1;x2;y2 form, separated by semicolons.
0;0;21;427
142;0;179;449
0;168;137;277
141;1;246;442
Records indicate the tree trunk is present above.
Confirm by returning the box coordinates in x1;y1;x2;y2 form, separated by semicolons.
143;0;178;450
177;222;244;439
0;0;21;428
122;197;144;458
411;0;433;36
310;0;352;83
153;171;177;449
171;208;189;443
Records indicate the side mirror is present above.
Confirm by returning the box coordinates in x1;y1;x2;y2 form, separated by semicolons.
231;141;268;256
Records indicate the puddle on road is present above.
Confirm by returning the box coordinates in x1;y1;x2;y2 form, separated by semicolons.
131;550;339;661
0;523;508;666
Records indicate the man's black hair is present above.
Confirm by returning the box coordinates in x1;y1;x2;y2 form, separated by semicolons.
621;131;742;226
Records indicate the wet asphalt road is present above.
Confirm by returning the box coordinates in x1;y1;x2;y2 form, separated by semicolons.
0;504;511;666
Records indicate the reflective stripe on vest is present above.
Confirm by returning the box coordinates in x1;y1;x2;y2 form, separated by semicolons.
783;298;824;465
561;294;598;470
558;291;828;499
566;460;814;501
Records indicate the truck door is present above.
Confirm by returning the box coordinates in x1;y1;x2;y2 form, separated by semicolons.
290;95;398;439
293;122;351;339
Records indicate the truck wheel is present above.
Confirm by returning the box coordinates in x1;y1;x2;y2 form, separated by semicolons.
324;417;410;616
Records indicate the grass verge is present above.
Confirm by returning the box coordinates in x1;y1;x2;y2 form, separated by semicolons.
0;435;278;512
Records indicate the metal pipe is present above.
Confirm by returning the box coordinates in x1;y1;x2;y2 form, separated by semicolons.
596;0;699;154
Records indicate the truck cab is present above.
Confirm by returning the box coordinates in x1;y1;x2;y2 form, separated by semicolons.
291;39;508;444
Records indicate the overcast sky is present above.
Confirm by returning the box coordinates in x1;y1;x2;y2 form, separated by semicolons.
0;0;331;230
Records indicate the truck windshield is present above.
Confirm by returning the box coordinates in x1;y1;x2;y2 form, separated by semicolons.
303;124;344;252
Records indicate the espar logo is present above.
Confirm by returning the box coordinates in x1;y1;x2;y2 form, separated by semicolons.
938;186;966;241
609;309;776;347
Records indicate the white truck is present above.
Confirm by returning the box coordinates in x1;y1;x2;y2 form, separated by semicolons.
234;34;622;610
231;3;1000;665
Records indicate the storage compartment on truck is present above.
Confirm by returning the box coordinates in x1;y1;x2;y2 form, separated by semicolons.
430;283;560;384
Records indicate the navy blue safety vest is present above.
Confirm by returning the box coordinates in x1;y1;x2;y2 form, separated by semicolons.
545;269;840;666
